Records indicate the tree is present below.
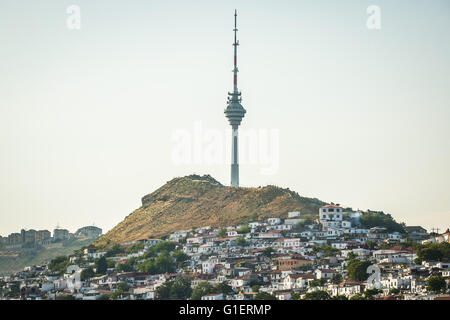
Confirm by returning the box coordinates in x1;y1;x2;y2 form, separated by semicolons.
330;273;343;285
126;242;144;254
360;213;404;233
156;278;192;300
365;240;378;250
262;247;275;257
143;241;177;259
139;253;176;274
251;285;261;293
416;242;450;264
218;228;227;238
254;292;277;300
80;267;95;281
105;244;125;257
389;288;401;295
110;290;123;300
117;282;130;292
302;291;330;300
238;225;251;234
170;278;192;299
294;218;314;232
173;250;189;265
153;241;176;253
293;221;307;232
420;248;444;262
155;282;171;300
5;283;19;299
309;279;327;287
106;258;116;269
347;252;357;261
427;276;447;293
117;261;134;272
346;259;373;281
96;256;108;274
213;282;234;295
191;282;213;300
364;288;382;299
154;254;176;274
312;245;340;257
291;292;301;300
236;237;247;247
49;256;70;275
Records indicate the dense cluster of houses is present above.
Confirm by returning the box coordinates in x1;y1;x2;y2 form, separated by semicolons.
1;206;449;300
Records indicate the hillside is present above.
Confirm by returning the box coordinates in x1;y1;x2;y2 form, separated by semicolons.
0;238;94;275
95;174;326;247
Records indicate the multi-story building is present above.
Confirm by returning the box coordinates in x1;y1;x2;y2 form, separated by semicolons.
276;256;313;271
36;230;51;243
288;211;301;218
23;229;37;244
319;205;345;230
7;233;22;245
53;228;69;241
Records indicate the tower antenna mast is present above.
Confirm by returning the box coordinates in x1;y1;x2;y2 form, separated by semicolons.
233;9;239;93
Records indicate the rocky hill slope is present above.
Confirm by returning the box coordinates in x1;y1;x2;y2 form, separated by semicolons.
95;174;326;247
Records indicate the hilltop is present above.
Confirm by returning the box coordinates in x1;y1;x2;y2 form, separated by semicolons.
95;174;326;246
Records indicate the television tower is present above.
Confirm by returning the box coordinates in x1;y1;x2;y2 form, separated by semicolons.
225;10;246;187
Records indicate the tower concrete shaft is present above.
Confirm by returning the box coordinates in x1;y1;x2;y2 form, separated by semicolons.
225;10;246;187
231;126;239;186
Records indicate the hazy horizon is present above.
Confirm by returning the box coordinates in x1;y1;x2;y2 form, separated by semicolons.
1;0;449;236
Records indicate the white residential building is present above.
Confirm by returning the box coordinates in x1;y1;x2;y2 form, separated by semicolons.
288;211;301;218
202;293;224;300
285;219;304;225
187;237;204;244
267;218;282;225
201;262;215;274
315;269;337;279
283;238;302;249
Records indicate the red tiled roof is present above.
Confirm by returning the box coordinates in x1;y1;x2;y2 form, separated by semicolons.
318;269;337;273
287;274;304;279
321;204;342;209
390;246;415;253
339;280;362;287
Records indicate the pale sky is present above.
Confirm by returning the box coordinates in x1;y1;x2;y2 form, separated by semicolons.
0;0;449;236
